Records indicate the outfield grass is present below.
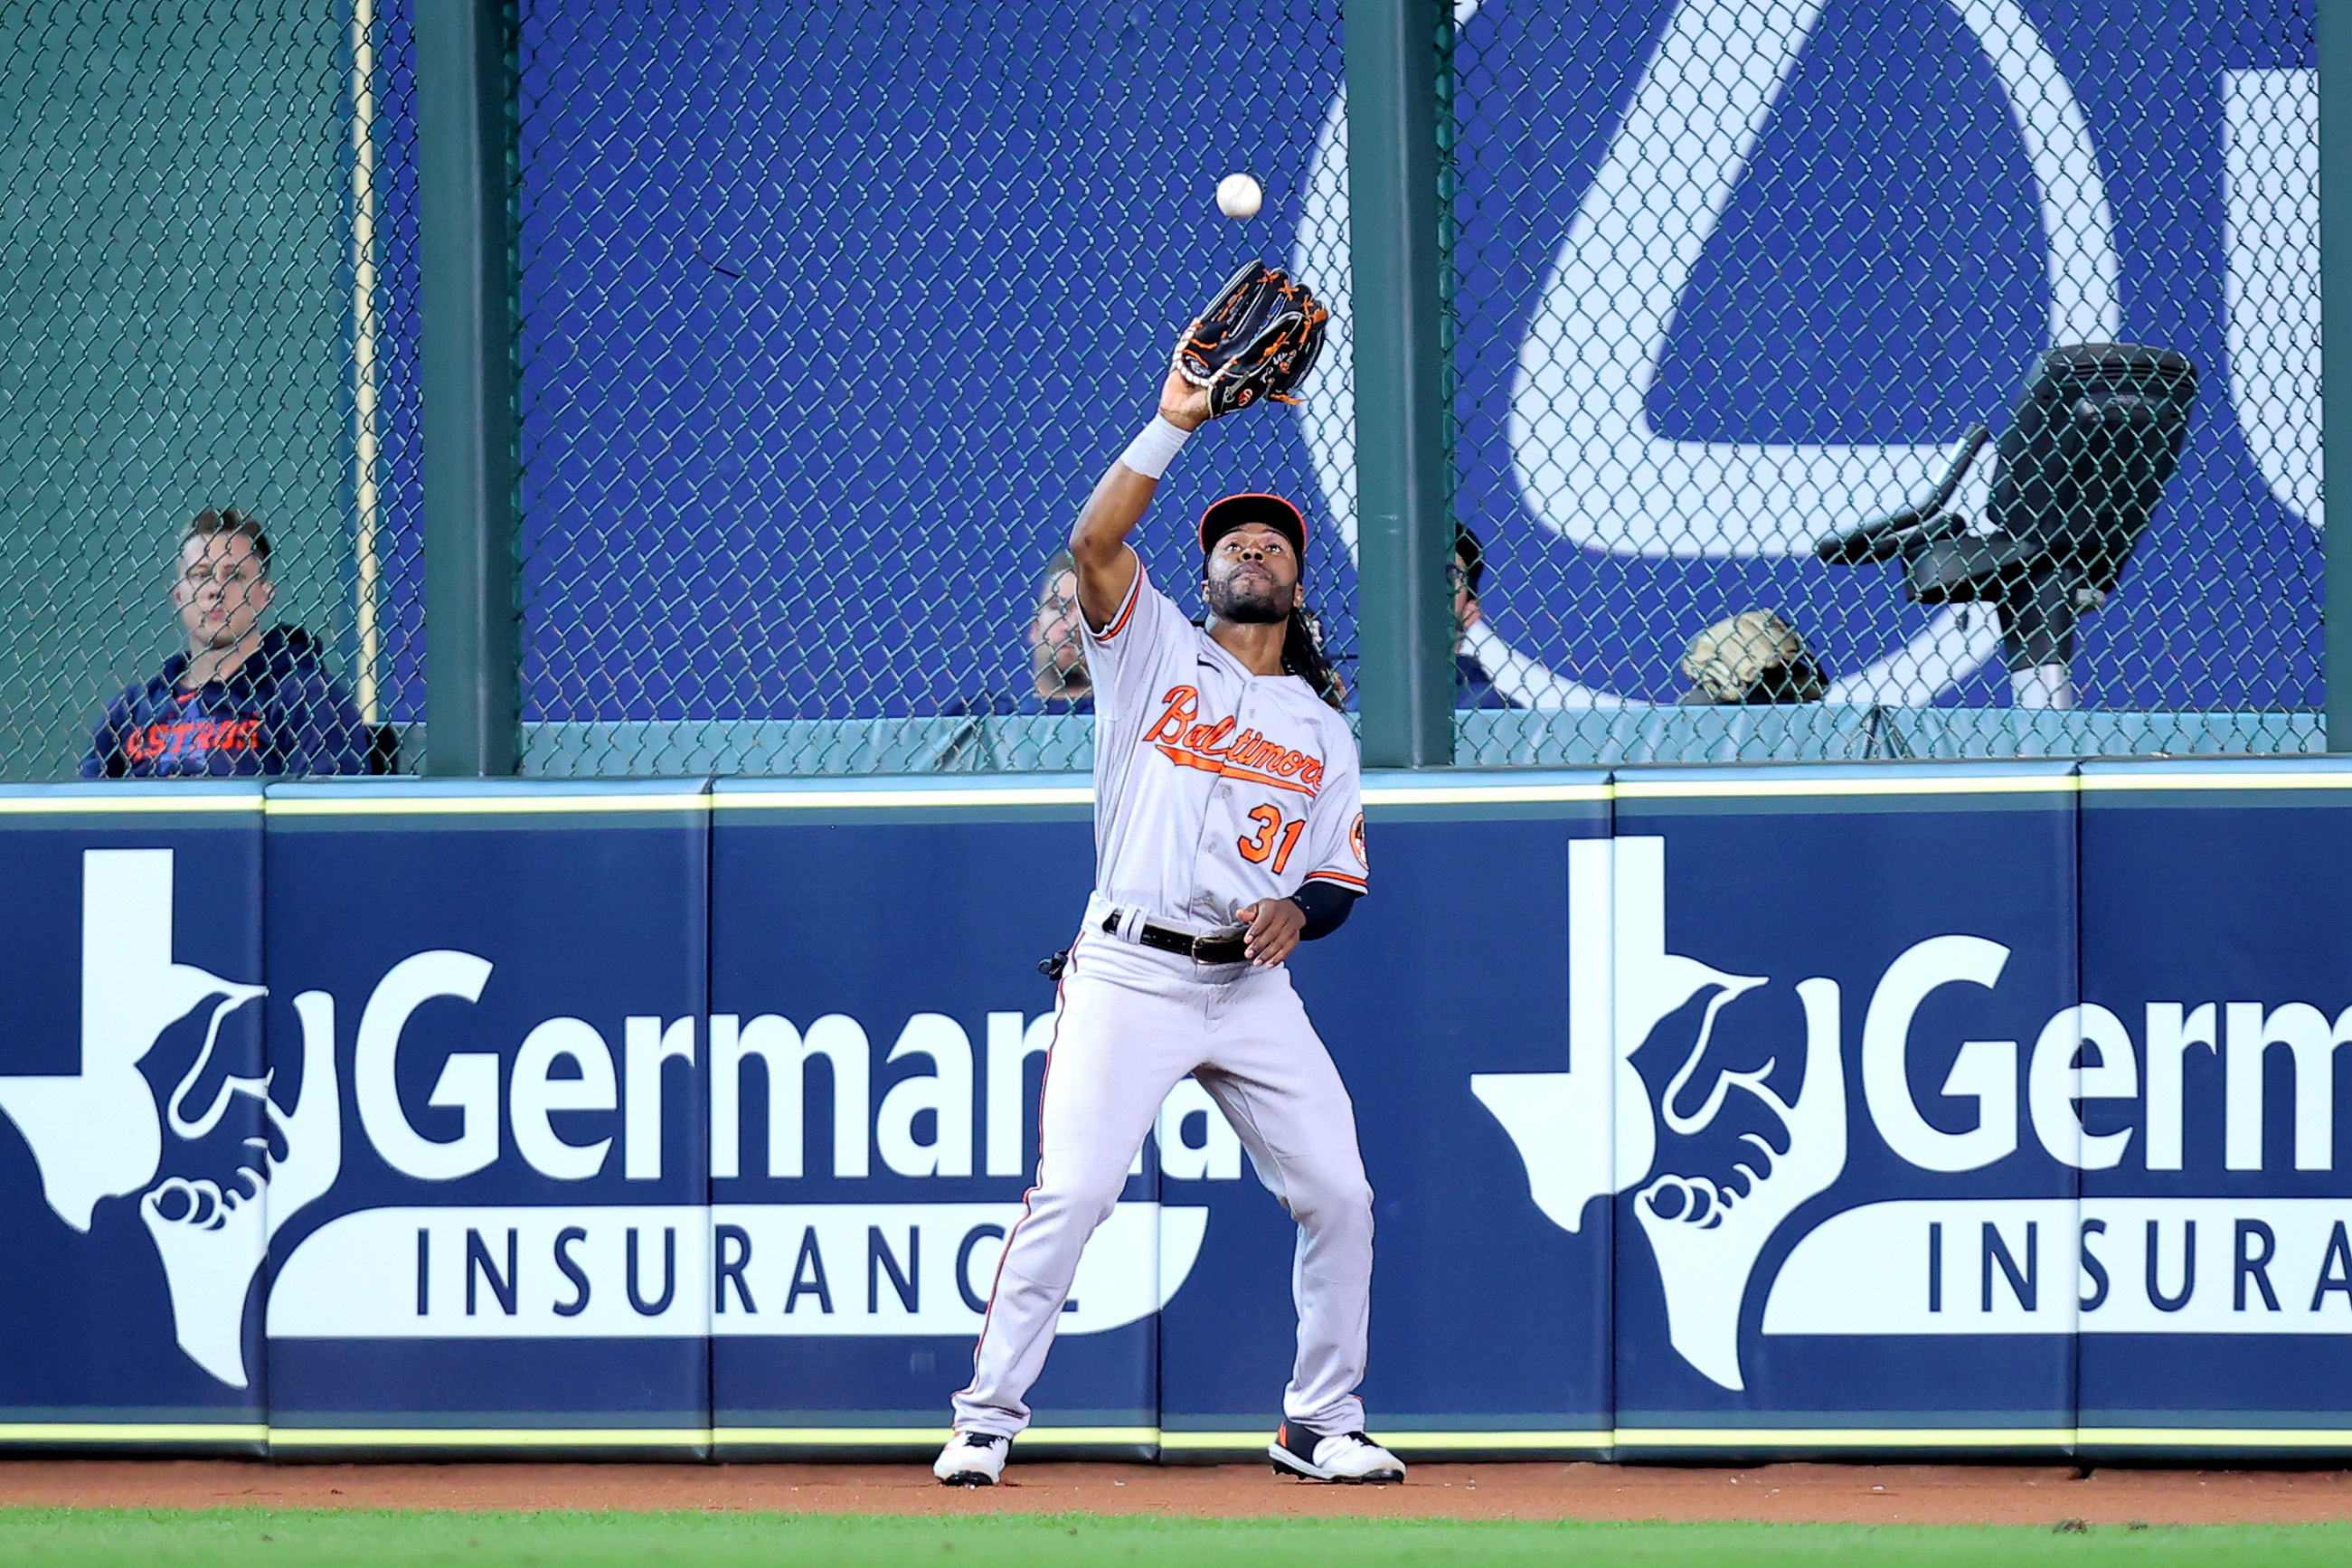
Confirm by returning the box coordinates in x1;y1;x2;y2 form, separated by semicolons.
0;1510;2345;1567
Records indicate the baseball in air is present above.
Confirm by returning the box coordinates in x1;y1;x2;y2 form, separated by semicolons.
1214;173;1263;220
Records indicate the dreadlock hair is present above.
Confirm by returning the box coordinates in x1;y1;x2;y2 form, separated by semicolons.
1282;603;1346;711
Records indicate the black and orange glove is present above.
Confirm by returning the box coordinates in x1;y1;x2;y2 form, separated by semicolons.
1172;261;1330;418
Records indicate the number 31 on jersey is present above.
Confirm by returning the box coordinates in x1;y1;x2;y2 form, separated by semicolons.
1237;804;1305;874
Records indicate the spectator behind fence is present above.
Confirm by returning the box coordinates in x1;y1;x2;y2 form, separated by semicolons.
927;550;1094;770
940;548;1097;718
1450;523;1620;710
1026;548;1095;711
1451;524;1512;710
80;509;367;779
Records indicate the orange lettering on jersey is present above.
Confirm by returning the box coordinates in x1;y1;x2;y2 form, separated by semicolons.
1142;698;1327;798
1145;686;1200;746
123;715;263;763
1185;715;1236;753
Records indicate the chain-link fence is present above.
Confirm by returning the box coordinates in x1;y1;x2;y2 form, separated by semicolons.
511;0;1354;777
0;2;421;783
1442;0;2321;763
358;0;428;766
0;1;2328;780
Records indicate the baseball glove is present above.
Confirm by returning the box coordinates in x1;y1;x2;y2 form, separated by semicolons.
1679;609;1828;704
1173;261;1330;417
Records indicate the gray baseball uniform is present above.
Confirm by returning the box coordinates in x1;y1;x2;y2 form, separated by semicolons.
950;560;1374;1440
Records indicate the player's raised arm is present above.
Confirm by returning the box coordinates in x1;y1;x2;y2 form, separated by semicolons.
1068;366;1213;632
1073;260;1332;633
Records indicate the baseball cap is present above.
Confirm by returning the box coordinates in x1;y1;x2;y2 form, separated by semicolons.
1198;493;1307;559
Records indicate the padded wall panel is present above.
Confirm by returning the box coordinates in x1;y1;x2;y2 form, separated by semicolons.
2077;759;2352;1459
0;783;268;1450
1157;772;1616;1459
708;778;1160;1458
14;757;2352;1462
260;781;711;1457
1609;763;2080;1458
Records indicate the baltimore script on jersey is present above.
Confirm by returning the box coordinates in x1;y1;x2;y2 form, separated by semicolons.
1143;688;1330;797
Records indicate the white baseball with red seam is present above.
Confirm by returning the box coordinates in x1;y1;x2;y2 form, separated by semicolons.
1215;173;1262;220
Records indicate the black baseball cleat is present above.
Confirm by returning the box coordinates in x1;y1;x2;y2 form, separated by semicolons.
932;1430;1008;1487
1267;1421;1405;1484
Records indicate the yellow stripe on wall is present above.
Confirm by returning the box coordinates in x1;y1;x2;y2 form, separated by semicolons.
1361;784;1610;806
1617;775;2078;801
265;795;707;817
1158;1430;1610;1451
0;1423;268;1442
1612;1427;2068;1448
714;789;1093;811
2076;1427;2352;1448
267;1428;711;1449
720;783;1611;811
2077;771;2352;793
4;1422;2333;1455
0;797;260;815
712;1426;1153;1446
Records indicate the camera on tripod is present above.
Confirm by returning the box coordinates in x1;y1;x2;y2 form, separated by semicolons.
1816;344;2198;709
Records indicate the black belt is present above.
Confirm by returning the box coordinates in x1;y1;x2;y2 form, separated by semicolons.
1103;910;1248;965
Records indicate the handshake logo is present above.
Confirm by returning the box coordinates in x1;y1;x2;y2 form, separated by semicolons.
1473;837;1847;1392
0;850;341;1389
0;851;1211;1385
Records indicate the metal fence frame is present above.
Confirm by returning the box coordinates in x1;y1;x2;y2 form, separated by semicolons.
2325;0;2352;748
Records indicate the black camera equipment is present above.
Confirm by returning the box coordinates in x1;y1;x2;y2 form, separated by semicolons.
1816;344;2198;708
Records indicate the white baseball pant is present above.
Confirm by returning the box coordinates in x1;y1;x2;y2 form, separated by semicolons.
951;918;1374;1440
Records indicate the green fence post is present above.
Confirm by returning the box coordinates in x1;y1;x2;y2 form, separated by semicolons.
2327;1;2352;749
417;0;520;776
1346;0;1455;768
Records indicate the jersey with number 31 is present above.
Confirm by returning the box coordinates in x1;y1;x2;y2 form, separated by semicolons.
1081;561;1366;930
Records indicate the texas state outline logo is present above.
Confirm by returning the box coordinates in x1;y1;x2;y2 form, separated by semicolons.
1475;833;2352;1393
0;849;1228;1388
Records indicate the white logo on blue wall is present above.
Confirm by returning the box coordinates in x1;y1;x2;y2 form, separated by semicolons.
0;853;1226;1382
0;849;340;1388
1473;837;1847;1390
2224;67;2322;533
1477;836;2352;1393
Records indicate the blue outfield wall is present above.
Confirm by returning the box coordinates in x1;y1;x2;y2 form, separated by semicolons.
0;761;2345;1459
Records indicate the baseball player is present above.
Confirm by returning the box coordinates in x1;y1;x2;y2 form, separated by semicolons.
933;341;1399;1487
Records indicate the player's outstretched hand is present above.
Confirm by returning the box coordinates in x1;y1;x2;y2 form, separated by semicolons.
1238;897;1306;967
1159;364;1214;431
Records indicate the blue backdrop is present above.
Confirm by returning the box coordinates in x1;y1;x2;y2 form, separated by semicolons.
408;0;2325;725
2077;760;2352;1453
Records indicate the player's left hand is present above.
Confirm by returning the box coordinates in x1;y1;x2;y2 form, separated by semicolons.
1237;896;1306;967
1159;364;1214;430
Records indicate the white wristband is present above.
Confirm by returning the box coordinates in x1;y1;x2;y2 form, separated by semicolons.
1118;415;1192;480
